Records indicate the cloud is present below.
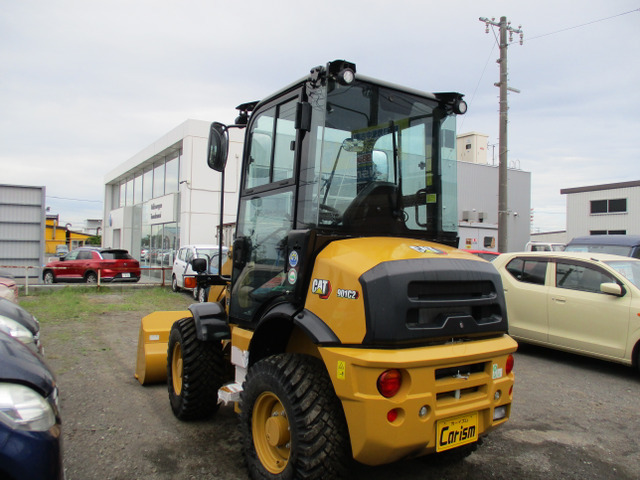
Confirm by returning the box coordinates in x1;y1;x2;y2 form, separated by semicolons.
1;0;638;232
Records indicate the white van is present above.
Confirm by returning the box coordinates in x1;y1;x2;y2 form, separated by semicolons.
171;245;228;300
525;241;565;252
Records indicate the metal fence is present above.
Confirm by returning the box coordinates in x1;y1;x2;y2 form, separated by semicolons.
0;264;173;295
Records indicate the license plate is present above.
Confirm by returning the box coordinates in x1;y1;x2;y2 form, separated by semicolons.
436;412;478;452
122;273;131;278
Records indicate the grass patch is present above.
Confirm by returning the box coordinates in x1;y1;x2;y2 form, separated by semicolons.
19;287;191;325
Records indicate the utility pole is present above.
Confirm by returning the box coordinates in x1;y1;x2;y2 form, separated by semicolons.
479;16;523;252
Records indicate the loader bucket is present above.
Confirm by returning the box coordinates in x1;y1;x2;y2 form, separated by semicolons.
134;310;190;385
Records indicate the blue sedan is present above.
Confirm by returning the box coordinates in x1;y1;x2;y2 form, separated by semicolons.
0;330;64;479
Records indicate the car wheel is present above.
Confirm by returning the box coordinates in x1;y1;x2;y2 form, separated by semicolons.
240;354;351;480
85;272;98;284
171;275;179;292
167;317;225;420
43;271;55;284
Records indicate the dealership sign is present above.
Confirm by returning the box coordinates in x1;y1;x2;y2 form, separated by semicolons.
143;193;177;225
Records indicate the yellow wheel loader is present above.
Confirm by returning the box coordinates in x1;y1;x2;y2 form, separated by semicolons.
136;60;517;479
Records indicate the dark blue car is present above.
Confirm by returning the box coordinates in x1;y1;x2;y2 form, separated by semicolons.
0;330;64;479
0;297;42;355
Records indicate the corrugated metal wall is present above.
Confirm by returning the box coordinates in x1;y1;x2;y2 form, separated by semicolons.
457;162;531;251
0;184;46;278
565;185;640;240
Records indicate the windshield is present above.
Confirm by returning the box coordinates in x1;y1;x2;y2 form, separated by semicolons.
194;248;219;259
605;260;640;289
316;80;457;235
565;244;632;256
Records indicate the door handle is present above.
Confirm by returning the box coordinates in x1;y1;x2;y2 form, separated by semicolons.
551;297;566;304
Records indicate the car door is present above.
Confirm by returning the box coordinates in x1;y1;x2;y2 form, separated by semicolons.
76;250;95;279
548;260;631;360
172;247;188;288
501;256;550;343
56;250;80;280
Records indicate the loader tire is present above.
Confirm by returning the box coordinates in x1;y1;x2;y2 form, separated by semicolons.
240;354;351;480
167;317;224;420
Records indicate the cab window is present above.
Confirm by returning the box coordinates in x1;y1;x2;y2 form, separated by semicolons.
506;258;548;285
245;98;297;190
556;262;616;293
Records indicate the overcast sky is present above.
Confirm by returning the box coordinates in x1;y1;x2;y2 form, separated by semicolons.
1;1;639;232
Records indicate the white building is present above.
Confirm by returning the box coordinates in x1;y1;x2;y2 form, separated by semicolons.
456;131;490;165
456;132;530;252
561;180;640;240
103;120;243;271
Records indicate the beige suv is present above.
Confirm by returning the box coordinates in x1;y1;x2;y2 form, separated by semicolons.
493;251;640;369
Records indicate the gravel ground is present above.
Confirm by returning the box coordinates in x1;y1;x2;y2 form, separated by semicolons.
35;291;640;480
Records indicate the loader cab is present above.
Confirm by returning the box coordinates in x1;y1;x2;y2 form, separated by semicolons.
208;60;466;325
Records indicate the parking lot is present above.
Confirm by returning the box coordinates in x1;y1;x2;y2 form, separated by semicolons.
33;290;640;480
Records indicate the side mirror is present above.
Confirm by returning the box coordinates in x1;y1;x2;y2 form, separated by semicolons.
600;282;625;297
191;258;207;274
207;122;229;172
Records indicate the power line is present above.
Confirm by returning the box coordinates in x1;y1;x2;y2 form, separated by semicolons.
526;8;640;42
48;195;102;203
459;41;496;131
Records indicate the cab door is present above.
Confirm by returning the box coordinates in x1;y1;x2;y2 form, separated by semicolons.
230;96;299;324
548;260;630;360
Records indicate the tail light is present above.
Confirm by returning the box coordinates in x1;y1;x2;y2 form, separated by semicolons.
387;408;399;423
506;354;514;375
377;369;402;398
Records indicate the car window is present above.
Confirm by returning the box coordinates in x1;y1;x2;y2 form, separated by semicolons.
185;249;193;263
605;260;640;289
530;245;550;251
77;251;93;260
101;251;133;260
506;258;548;285
178;248;186;261
555;262;616;293
65;251;79;260
565;244;632;257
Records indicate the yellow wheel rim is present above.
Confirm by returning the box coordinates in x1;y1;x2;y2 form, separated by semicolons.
171;342;183;395
252;391;290;474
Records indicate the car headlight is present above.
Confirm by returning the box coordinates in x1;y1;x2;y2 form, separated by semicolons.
0;315;35;345
0;383;56;431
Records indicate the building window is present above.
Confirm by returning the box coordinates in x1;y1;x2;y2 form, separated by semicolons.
143;168;153;203
133;174;142;205
153;162;165;198
608;198;626;213
119;182;126;208
591;229;626;235
125;178;134;206
165;156;179;195
591;198;626;214
112;184;121;209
